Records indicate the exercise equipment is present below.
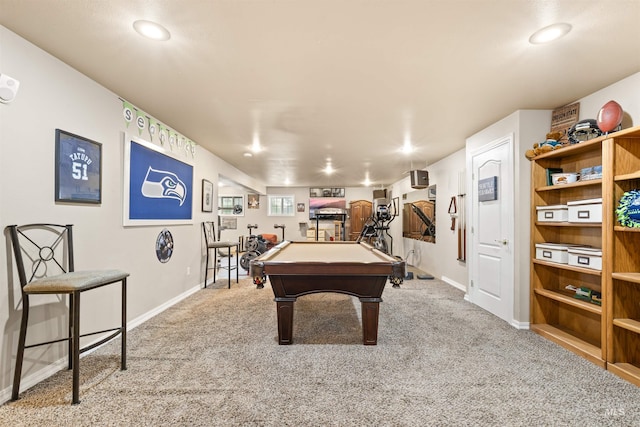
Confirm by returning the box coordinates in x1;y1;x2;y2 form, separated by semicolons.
356;199;396;255
239;224;286;272
355;200;404;287
411;203;436;240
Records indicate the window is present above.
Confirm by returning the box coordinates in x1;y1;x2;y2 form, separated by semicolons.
218;195;244;216
268;195;295;216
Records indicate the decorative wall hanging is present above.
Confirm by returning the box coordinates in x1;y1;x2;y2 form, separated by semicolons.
136;110;146;135
550;102;580;145
202;179;213;213
155;228;174;263
448;196;457;230
54;129;102;204
309;188;345;197
220;216;238;230
478;176;498;202
123;134;193;226
248;194;260;209
123;101;134;127
120;98;196;158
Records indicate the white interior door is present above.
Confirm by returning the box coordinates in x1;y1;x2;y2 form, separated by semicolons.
469;135;514;324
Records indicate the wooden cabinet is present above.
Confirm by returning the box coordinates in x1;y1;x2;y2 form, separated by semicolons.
348;200;372;241
530;125;640;385
403;200;435;242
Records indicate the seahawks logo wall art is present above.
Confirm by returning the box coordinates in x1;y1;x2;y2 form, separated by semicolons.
125;137;193;224
141;166;187;206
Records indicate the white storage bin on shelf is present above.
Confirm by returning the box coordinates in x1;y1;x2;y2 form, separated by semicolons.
536;205;568;222
535;243;579;264
568;198;602;223
568;247;602;271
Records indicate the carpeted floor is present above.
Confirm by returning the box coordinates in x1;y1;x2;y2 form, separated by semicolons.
1;276;639;426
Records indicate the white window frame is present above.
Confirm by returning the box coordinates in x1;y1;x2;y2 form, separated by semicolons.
218;195;244;216
268;195;295;217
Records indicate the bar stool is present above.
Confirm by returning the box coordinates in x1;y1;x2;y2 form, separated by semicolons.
202;221;239;288
6;223;129;404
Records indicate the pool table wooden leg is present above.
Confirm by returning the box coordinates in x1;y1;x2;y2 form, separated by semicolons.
360;298;381;345
275;298;296;345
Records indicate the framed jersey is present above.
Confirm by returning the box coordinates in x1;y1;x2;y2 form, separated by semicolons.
55;129;102;204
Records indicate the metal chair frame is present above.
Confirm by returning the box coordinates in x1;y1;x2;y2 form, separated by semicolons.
202;221;239;288
7;223;128;404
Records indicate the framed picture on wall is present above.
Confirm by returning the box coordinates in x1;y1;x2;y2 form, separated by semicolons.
123;134;194;226
248;193;260;209
54;129;102;204
202;179;213;212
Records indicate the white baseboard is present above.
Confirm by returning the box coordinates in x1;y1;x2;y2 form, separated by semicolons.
0;358;69;405
127;283;201;330
0;282;203;404
511;320;530;330
441;275;466;292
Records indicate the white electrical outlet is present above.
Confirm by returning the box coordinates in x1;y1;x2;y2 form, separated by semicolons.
186;267;191;275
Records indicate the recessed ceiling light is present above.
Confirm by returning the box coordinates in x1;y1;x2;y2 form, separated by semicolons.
133;20;171;41
324;163;334;175
529;23;572;44
243;152;253;157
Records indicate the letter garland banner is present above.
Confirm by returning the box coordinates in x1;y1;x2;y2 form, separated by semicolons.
121;99;196;158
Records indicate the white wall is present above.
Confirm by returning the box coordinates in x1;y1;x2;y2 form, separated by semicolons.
386;150;468;290
575;72;640;127
0;25;261;401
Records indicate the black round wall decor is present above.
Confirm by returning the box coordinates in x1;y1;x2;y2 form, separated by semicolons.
156;228;174;263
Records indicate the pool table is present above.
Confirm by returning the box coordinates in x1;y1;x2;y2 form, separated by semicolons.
249;241;405;345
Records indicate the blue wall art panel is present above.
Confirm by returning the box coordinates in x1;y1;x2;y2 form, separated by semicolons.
124;136;193;225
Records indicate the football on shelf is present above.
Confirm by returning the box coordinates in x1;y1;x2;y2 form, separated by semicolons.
596;100;623;133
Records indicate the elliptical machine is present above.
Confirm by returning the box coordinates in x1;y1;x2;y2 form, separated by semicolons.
357;199;396;255
357;200;404;287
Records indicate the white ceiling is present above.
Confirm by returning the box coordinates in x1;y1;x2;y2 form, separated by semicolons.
1;1;639;188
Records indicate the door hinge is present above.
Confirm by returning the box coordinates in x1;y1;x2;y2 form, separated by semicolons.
470;279;474;287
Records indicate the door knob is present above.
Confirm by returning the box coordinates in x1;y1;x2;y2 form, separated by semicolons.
495;239;508;245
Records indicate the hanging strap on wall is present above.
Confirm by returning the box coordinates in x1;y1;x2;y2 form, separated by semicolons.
448;196;457;230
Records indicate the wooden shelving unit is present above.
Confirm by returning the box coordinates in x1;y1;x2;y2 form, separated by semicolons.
530;125;640;383
607;126;640;386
